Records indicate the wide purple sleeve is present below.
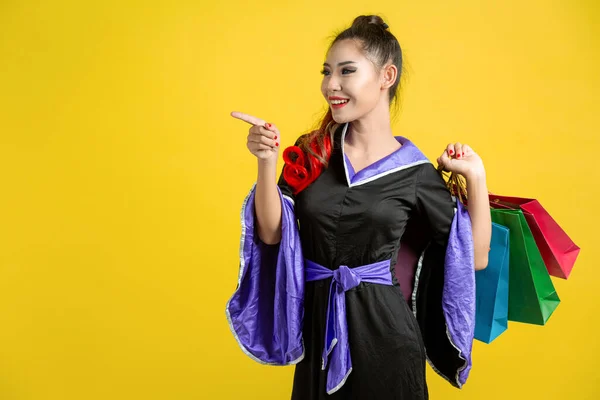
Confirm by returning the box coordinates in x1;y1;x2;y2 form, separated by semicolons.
443;200;475;385
225;184;305;365
412;163;475;388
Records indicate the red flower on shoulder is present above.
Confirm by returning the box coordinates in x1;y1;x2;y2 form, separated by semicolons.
282;134;332;195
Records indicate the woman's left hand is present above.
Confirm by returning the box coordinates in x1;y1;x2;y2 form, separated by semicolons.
437;142;486;179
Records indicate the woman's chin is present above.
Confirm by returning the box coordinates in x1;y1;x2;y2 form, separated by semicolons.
331;110;352;124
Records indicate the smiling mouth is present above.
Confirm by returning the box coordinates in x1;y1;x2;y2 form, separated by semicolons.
330;98;349;109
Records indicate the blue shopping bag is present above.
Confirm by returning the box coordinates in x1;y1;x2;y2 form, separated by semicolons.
474;223;510;343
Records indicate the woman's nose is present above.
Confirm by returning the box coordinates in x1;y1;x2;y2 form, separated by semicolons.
326;76;341;92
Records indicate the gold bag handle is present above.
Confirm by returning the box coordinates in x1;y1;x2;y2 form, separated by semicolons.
436;164;468;206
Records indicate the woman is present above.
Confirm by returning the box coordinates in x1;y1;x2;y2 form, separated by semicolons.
227;15;492;399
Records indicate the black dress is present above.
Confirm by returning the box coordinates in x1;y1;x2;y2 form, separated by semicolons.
279;124;452;399
225;122;476;400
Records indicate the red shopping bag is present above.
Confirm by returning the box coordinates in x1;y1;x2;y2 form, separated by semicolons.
489;194;580;279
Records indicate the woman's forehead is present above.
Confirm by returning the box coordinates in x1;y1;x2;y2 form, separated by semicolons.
325;40;365;63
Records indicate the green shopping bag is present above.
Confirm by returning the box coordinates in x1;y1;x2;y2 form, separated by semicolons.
491;209;560;325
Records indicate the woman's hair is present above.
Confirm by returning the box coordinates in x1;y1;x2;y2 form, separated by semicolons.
283;15;403;194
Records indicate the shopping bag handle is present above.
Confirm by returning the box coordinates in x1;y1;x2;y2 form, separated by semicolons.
436;164;469;205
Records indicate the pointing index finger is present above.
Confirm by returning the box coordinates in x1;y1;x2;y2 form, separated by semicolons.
231;111;266;127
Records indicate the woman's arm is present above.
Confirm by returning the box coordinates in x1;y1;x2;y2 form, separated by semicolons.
437;142;492;271
465;170;491;270
255;158;283;245
230;112;284;245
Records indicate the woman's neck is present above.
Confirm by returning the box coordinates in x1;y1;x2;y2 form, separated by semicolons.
345;105;399;153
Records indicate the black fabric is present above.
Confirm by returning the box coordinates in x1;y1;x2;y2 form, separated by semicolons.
413;164;466;388
279;126;457;399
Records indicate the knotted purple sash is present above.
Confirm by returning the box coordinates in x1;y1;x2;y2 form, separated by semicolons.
304;259;393;394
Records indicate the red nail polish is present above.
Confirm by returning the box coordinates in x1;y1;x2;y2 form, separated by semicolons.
449;150;454;155
462;152;465;157
265;123;272;128
275;143;279;147
456;154;461;158
274;135;278;140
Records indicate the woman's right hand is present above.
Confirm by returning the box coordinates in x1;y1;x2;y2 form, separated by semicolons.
231;111;280;161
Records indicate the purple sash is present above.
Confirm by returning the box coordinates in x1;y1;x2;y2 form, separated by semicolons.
305;259;393;395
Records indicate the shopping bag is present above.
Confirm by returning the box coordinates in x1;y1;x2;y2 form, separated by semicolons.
491;209;560;325
489;194;580;279
475;223;510;343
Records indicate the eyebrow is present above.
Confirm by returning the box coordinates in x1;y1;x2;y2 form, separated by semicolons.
322;61;357;67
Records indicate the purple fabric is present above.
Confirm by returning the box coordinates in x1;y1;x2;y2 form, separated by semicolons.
395;241;419;303
225;185;305;365
444;200;476;385
225;129;477;389
305;260;393;395
344;154;356;181
342;127;428;185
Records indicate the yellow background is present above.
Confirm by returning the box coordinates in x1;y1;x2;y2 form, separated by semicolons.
1;0;599;399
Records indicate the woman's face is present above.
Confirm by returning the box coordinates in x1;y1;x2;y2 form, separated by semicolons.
321;39;385;123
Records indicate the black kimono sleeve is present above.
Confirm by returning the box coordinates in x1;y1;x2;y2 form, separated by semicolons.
411;163;476;388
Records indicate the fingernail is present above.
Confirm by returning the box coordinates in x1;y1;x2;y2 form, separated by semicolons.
449;150;454;155
274;135;278;140
456;154;461;158
265;123;272;128
275;143;279;147
462;152;465;157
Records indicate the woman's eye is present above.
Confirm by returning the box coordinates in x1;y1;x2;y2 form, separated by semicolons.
320;68;354;76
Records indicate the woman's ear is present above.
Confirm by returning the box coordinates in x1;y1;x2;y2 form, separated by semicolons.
381;63;398;90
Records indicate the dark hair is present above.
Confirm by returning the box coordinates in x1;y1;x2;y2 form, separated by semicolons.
335;15;403;103
283;15;403;194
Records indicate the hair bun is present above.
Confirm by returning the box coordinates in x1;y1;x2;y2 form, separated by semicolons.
351;15;389;31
